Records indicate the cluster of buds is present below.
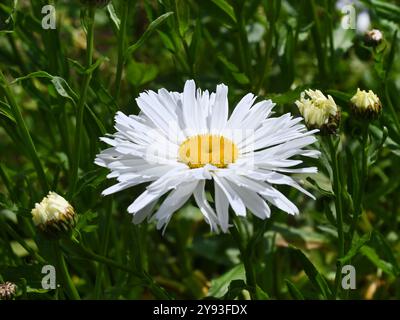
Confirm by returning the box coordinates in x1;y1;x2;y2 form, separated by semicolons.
0;282;17;300
296;87;382;133
80;0;110;8
31;192;76;238
295;89;340;135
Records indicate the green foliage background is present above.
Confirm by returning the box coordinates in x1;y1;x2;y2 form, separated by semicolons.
0;0;399;299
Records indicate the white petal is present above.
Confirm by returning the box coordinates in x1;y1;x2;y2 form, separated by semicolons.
132;199;157;224
153;181;198;231
213;174;246;217
229;182;271;219
214;179;230;232
182;80;198;135
193;180;220;232
127;168;188;213
226;93;255;129
210;84;228;133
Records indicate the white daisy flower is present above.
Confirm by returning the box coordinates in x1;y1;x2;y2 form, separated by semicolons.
95;80;320;233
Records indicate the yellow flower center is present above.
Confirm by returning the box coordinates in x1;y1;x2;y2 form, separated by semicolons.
178;134;238;169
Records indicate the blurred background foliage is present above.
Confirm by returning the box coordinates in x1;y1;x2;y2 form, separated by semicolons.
0;0;399;299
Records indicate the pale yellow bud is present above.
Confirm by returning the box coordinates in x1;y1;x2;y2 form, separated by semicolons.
350;88;382;118
31;192;76;237
295;89;340;134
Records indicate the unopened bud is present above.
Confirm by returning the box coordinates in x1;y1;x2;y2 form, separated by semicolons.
0;282;17;300
350;88;382;119
31;192;76;238
364;29;383;47
295;89;340;134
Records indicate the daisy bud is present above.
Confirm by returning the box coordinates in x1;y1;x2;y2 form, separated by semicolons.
295;89;340;134
0;282;17;300
350;88;382;119
79;0;110;8
364;29;383;47
31;192;76;238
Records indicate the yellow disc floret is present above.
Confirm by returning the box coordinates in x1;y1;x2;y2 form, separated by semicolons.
178;134;238;169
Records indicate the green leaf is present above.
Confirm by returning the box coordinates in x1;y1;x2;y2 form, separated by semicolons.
68;57;109;75
126;60;158;87
0;0;16;33
360;245;396;277
255;285;270;300
211;0;237;23
385;30;397;80
106;2;120;31
217;54;250;85
12;71;78;104
290;247;332;298
125;12;174;58
0;100;15;123
371;231;399;274
326;89;352;105
208;264;245;298
285;279;305;300
223;279;247;299
338;232;371;265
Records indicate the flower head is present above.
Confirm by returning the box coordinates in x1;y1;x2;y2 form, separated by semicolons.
364;29;383;47
0;282;17;300
95;80;319;233
295;89;340;134
350;88;382;119
31;192;76;237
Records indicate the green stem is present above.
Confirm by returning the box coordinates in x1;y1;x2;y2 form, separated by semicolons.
349;125;369;241
327;0;336;78
69;8;96;197
94;200;113;299
384;84;400;139
328;136;345;299
0;71;49;193
255;1;276;94
310;0;327;81
4;223;46;264
73;240;171;299
114;0;130;101
234;5;251;81
231;215;257;300
53;241;80;300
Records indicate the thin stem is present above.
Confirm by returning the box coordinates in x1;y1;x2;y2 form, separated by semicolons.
73;240;171;299
114;0;130;101
255;0;277;93
327;0;336;78
310;0;327;81
231;215;257;299
69;8;96;197
349;125;369;241
53;241;80;300
4;223;46;264
94;199;113;299
328;136;345;299
234;5;251;81
384;84;400;138
0;71;49;193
